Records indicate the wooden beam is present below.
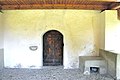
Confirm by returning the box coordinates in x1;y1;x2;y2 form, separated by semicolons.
85;0;116;2
108;2;120;9
1;4;107;10
0;5;2;9
0;0;117;6
0;0;117;2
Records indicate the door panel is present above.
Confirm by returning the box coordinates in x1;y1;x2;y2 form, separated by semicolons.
43;30;63;66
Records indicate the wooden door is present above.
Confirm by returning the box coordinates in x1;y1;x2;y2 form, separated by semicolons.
43;30;63;66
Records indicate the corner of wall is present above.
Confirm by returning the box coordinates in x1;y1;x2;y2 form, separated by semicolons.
99;11;105;49
0;11;4;69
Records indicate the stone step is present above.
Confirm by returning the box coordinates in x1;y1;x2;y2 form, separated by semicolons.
43;63;62;66
79;56;107;75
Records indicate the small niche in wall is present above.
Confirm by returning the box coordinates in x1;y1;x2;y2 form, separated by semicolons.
29;46;38;51
90;67;100;74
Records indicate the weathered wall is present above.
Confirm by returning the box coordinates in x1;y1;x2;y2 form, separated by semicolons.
79;56;106;74
3;10;100;69
0;13;3;48
100;10;120;80
92;12;105;54
117;54;120;80
92;14;100;55
100;49;117;79
99;12;105;49
0;12;4;69
0;49;4;69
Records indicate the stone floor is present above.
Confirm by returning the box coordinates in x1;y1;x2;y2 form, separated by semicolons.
0;66;114;80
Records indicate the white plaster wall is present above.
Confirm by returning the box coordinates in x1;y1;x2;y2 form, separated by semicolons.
99;12;105;49
104;10;120;79
92;15;100;55
105;10;120;53
3;10;100;69
0;13;3;49
92;12;105;55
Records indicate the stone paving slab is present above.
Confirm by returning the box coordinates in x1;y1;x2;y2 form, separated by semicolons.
0;67;114;80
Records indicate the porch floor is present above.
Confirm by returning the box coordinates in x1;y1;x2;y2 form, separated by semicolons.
0;67;114;80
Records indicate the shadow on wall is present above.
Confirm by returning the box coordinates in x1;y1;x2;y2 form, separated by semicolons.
0;49;4;69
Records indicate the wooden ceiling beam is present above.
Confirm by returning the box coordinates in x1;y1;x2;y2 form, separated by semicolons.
0;0;117;2
86;0;117;2
108;2;120;9
0;4;107;10
0;0;117;5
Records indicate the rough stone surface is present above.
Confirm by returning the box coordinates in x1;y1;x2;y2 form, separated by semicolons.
0;67;114;80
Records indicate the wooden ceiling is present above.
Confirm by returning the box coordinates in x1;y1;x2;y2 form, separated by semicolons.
0;0;120;10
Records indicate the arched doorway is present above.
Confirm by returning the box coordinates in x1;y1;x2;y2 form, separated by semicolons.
43;30;63;66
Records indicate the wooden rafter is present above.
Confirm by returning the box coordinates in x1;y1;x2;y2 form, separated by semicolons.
1;4;107;10
0;0;119;10
108;2;120;9
91;0;116;1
